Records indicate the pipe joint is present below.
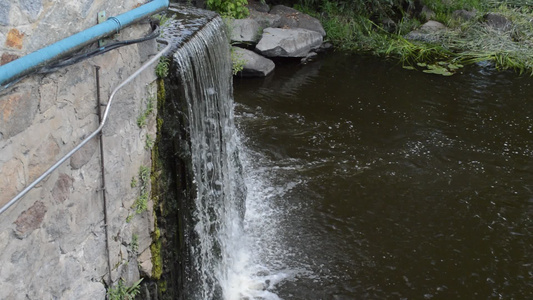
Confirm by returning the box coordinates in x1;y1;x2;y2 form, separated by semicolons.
108;17;123;33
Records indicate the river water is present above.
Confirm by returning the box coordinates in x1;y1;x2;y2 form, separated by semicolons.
233;53;533;299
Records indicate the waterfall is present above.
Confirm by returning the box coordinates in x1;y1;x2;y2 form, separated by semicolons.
172;16;247;300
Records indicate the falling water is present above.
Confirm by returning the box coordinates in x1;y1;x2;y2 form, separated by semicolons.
172;16;249;300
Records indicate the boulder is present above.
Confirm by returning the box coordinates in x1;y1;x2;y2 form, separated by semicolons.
405;20;446;43
233;47;275;77
452;9;476;21
247;0;269;13
484;13;511;31
249;8;281;29
256;28;323;58
420;20;446;31
230;18;262;44
270;5;326;36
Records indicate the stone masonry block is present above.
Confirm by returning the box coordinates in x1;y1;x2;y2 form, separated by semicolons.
0;158;25;207
28;135;60;181
0;88;38;139
5;28;24;49
14;200;47;239
70;138;98;170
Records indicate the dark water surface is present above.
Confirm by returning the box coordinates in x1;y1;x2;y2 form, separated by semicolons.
233;53;533;299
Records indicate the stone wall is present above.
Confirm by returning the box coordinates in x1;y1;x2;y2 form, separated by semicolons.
0;0;161;298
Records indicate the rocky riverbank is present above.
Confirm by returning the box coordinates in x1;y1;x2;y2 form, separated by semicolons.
228;0;533;77
229;4;330;77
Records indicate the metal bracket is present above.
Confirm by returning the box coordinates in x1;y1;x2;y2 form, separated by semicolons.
97;11;107;47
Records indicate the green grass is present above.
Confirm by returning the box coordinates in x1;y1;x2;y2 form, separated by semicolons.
137;96;154;128
108;278;143;300
145;134;154;150
305;0;533;75
128;165;151;221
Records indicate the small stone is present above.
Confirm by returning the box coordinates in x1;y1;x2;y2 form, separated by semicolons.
14;201;47;239
452;10;476;21
5;28;24;50
52;173;74;203
70;138;98;169
405;21;446;43
1;53;19;66
420;20;446;32
301;51;318;64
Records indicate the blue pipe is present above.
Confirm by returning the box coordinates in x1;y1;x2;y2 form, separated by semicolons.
0;0;169;87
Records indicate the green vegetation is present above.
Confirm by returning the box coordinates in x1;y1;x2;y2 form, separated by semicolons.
107;278;143;300
137;96;154;128
150;227;163;280
299;0;533;75
131;233;139;254
152;13;171;27
231;47;247;75
130;176;137;188
129;165;151;221
134;191;149;214
155;57;170;78
139;165;150;185
145;134;154;150
208;0;249;19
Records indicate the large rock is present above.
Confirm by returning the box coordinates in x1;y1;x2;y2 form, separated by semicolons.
270;5;326;36
256;28;323;58
247;0;269;13
230;18;262;44
233;47;275;77
249;9;281;29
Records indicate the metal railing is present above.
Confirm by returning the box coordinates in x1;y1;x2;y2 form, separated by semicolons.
0;39;171;215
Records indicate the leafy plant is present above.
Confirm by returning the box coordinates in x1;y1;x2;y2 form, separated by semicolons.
155;57;170;78
130;177;137;188
231;48;247;75
137;96;154;128
145;134;154;150
107;278;143;300
129;166;151;221
137;114;147;128
131;233;139;254
139;166;150;185
134;192;149;214
208;0;249;19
